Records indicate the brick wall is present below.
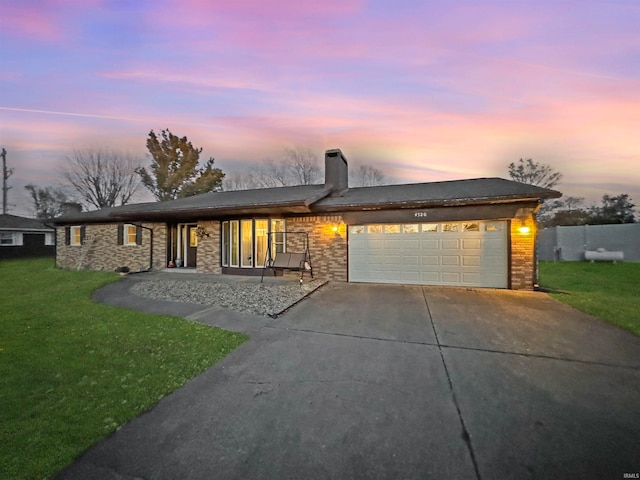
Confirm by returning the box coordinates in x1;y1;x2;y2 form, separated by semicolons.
56;223;166;272
285;215;347;281
510;214;536;290
196;220;221;273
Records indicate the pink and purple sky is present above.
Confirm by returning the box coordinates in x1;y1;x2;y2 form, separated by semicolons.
1;0;639;216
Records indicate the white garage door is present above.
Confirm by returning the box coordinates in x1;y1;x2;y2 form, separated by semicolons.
348;221;508;288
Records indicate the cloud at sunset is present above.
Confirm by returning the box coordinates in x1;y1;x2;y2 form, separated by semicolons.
1;0;639;216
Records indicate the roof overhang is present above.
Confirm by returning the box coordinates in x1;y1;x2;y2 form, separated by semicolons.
339;201;540;224
109;204;315;223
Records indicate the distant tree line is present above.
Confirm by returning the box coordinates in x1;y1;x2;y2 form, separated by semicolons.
17;140;638;225
507;158;636;227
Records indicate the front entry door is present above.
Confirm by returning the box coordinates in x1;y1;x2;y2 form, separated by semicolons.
186;225;198;268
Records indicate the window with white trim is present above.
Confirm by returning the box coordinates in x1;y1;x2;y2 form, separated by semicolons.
70;226;82;245
124;224;138;246
221;219;285;268
1;232;15;245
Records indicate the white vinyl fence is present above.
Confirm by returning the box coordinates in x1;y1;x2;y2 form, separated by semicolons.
538;223;640;262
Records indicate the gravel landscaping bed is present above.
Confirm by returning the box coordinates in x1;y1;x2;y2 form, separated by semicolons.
131;279;326;317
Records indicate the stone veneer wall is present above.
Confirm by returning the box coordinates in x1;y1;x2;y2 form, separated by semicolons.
509;214;537;290
195;220;221;273
56;223;167;272
285;215;347;281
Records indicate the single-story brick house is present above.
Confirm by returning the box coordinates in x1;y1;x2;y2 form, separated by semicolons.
0;214;56;260
53;149;561;289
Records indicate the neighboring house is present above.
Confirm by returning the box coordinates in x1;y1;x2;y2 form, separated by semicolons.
53;149;561;290
0;214;56;260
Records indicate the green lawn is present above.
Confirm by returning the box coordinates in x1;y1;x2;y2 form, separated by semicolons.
0;258;248;480
538;261;640;336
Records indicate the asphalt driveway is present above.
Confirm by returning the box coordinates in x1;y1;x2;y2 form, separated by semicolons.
58;282;640;480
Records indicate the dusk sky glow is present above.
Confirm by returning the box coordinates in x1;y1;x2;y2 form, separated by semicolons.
1;0;639;216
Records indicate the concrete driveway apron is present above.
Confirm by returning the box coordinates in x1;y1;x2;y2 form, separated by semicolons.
57;283;640;480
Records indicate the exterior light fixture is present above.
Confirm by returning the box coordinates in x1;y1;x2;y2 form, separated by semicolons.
332;225;339;233
518;220;531;234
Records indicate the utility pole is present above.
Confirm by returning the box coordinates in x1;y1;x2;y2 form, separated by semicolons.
2;148;13;214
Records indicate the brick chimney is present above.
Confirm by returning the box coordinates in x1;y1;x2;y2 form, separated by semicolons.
61;202;82;215
324;149;348;196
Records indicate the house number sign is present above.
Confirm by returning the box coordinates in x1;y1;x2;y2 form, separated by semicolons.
414;212;428;218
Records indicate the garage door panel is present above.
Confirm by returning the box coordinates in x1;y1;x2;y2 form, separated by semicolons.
384;239;403;249
441;239;460;249
421;271;440;282
368;255;385;265
484;238;504;249
462;256;481;267
401;238;420;249
441;272;461;283
441;256;460;266
462;239;481;250
421;239;439;249
402;256;420;266
368;239;384;249
421;256;439;265
402;271;421;282
350;254;366;266
349;221;507;288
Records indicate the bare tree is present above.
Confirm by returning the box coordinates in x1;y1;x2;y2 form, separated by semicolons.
24;184;72;219
284;146;321;185
244;147;320;188
62;148;141;209
351;164;386;187
252;160;289;188
508;158;562;189
223;172;261;191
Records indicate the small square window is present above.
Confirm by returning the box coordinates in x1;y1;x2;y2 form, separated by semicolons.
485;222;503;231
422;224;438;233
368;225;383;233
402;224;419;233
351;225;366;234
442;223;458;232
384;225;401;233
463;223;480;232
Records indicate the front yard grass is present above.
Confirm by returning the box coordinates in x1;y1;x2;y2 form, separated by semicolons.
538;261;640;336
0;258;248;480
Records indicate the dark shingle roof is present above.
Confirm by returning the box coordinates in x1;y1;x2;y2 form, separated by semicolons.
53;178;561;224
0;214;55;231
314;178;561;211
